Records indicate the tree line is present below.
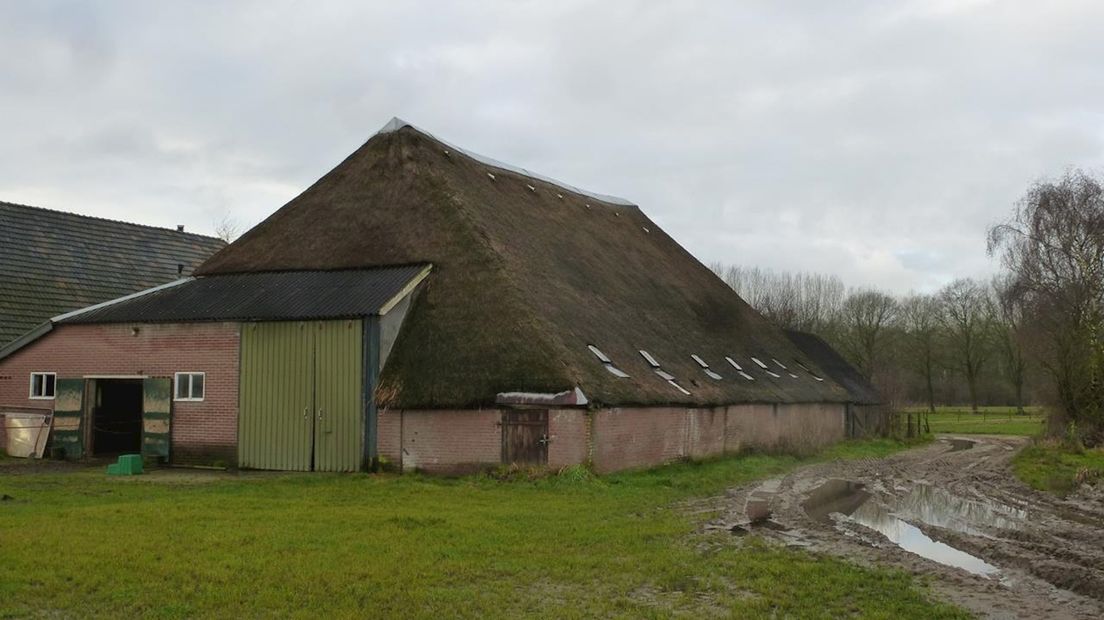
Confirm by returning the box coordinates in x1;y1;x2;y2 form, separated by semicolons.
711;169;1104;446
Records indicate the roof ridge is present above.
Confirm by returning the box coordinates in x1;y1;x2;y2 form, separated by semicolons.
0;200;226;243
374;117;637;208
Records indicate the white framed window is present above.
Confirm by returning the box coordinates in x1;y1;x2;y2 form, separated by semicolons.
29;372;56;399
174;372;205;401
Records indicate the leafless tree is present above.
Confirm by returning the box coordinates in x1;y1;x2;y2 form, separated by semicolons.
214;213;242;243
709;263;843;332
900;293;943;415
989;169;1104;443
939;278;992;415
988;275;1029;416
834;289;899;382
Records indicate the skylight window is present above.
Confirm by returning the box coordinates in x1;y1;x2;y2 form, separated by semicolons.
704;369;723;381
588;344;628;378
487;172;496;181
772;358;788;370
606;365;630;378
738;371;755;381
691;354;709;368
655;370;675;381
725;357;743;371
526;184;536;192
751;357;768;369
588;345;611;364
795;360;825;382
668;380;691;396
639;350;660;368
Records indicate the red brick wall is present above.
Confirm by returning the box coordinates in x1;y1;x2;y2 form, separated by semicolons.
0;323;240;465
395;408;502;474
548;408;589;468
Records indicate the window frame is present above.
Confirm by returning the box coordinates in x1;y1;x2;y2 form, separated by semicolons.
174;372;206;402
28;372;57;400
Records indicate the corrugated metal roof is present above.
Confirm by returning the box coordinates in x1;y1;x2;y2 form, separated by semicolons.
0;201;226;346
59;265;430;324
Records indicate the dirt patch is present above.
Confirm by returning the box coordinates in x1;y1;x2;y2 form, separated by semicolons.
704;436;1104;619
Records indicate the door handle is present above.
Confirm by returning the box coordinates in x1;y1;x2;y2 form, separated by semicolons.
538;434;550;445
303;407;309;419
317;408;324;421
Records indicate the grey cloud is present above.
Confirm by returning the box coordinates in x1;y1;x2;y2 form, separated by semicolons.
2;0;1103;293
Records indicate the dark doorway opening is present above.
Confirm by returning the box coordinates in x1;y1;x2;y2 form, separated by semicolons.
92;379;144;455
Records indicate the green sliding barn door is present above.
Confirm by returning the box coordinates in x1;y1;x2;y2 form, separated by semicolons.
313;320;363;472
239;320;362;472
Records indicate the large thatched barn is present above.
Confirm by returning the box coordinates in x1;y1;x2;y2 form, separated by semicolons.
0;119;873;473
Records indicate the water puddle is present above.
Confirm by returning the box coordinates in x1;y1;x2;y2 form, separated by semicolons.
947;438;976;452
803;479;1001;578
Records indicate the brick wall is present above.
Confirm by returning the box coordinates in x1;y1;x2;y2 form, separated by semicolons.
0;322;240;465
590;403;846;473
548;408;589;468
395;408;502;474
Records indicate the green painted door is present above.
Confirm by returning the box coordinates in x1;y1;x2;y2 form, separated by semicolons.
53;378;85;459
141;378;172;459
238;320;363;472
239;322;315;471
313;320;363;472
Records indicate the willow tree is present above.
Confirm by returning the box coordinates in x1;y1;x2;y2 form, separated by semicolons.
988;170;1104;444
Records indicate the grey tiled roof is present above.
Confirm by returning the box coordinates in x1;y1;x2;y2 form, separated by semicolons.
0;202;226;346
60;265;430;324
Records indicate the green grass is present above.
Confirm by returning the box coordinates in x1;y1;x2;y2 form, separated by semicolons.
1012;440;1104;496
0;439;965;619
900;406;1045;436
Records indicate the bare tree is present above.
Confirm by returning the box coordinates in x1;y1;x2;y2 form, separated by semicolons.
939;278;992;415
900;293;943;415
834;289;899;382
989;169;1104;443
214;213;242;243
709;263;843;332
988;275;1029;415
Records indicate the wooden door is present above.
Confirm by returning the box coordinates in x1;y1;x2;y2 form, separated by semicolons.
501;410;549;465
312;320;363;472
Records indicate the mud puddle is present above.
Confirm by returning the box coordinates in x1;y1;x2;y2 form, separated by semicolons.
707;436;1104;618
802;479;999;577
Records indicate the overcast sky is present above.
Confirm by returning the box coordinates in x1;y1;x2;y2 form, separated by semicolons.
2;1;1102;294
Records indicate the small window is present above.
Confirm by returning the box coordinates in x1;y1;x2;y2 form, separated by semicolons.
639;350;660;368
29;372;56;399
174;372;205;401
588;345;611;364
795;360;825;382
655;369;676;381
772;358;788;370
725;356;743;371
691;354;709;368
605;365;630;378
667;380;691;395
738;370;755;381
751;357;768;369
704;369;723;381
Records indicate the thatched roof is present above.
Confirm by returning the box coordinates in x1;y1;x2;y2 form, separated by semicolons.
198;119;851;408
784;330;881;405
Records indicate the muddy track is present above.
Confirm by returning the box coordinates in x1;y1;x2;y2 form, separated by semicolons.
703;436;1104;619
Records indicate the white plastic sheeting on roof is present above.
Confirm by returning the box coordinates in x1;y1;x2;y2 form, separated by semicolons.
376;117;636;207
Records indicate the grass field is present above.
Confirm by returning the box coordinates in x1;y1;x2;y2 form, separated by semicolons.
1013;440;1104;496
0;438;966;619
900;406;1045;436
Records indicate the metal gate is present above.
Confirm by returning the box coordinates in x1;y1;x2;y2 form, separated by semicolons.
239;320;362;472
501;410;549;465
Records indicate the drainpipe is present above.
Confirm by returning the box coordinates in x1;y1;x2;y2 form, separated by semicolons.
361;315;381;471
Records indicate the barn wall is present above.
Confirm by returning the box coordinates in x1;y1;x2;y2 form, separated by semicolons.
590;403;846;474
0;322;240;465
377;403;844;475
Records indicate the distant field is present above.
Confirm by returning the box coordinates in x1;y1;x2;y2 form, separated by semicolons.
900;406;1045;436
